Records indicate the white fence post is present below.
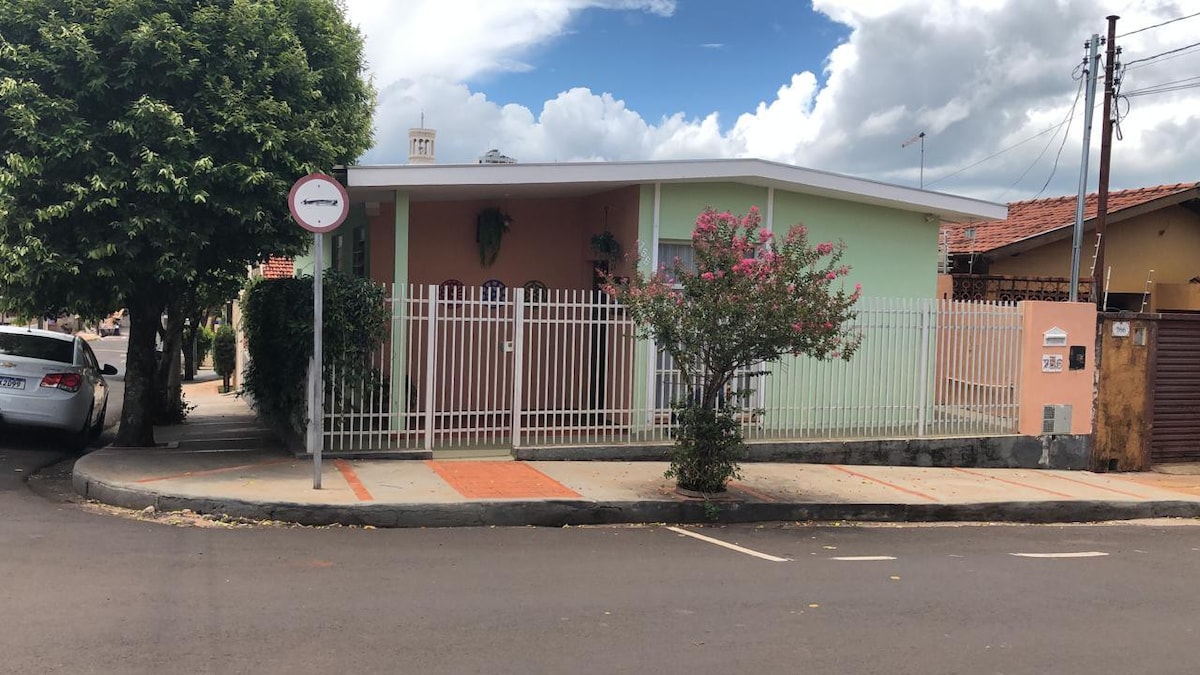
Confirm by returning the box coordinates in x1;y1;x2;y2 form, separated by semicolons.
917;299;932;437
423;286;437;451
511;288;526;449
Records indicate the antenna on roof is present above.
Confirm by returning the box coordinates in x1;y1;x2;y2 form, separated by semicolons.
902;131;926;189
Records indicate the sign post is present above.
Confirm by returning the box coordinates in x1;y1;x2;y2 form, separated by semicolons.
288;173;350;489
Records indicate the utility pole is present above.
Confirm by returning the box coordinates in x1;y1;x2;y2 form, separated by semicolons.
1093;15;1119;309
1070;34;1101;302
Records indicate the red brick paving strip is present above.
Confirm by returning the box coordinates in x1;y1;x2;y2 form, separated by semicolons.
334;459;374;502
426;461;581;499
829;465;940;502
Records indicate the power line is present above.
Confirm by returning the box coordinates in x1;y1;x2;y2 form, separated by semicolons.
926;93;1103;190
1123;74;1200;96
1117;11;1200;38
1124;40;1200;68
998;75;1083;201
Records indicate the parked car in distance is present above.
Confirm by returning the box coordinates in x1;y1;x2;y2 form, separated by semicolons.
0;326;118;450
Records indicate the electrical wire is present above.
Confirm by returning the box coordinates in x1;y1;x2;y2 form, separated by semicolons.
997;75;1083;201
1123;40;1200;69
1122;75;1200;96
1031;80;1082;199
1117;11;1200;38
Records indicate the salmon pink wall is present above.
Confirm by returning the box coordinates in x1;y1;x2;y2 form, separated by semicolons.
405;186;642;291
368;201;396;286
1017;301;1096;436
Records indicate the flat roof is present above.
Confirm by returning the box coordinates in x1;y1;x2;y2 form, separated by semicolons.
346;158;1006;223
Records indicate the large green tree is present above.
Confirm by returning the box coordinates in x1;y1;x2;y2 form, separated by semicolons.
0;0;374;446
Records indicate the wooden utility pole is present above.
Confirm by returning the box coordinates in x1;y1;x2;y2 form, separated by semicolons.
1093;15;1119;308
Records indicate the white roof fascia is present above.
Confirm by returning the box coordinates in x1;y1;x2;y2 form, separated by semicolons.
346;158;1006;222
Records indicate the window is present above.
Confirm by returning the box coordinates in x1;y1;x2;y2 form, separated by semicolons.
0;333;74;363
352;227;366;277
657;241;695;284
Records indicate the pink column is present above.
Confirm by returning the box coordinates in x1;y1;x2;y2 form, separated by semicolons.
1016;301;1097;435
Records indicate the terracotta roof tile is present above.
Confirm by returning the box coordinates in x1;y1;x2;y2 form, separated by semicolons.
942;182;1199;254
260;256;294;279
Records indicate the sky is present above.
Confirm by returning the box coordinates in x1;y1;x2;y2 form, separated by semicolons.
341;0;1200;203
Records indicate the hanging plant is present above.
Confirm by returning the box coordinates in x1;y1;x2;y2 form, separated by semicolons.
589;230;622;261
476;207;512;267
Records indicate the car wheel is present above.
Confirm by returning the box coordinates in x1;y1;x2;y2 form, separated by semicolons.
65;407;93;453
90;401;107;439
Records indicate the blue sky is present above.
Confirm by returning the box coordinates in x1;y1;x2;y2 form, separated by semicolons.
466;2;849;130
345;0;1200;200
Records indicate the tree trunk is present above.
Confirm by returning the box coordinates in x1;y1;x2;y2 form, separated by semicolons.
155;296;186;423
115;290;164;447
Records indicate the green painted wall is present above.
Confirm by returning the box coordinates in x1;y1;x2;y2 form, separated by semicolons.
772;191;936;299
657;182;770;242
393;191;410;288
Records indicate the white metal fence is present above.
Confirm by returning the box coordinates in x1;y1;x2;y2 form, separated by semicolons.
317;286;1023;452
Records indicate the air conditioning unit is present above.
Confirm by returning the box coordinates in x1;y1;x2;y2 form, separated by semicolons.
1042;404;1072;435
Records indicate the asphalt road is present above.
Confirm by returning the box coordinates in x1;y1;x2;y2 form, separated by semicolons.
4;448;1200;675
5;337;1200;674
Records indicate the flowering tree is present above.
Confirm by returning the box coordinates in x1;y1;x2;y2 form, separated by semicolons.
606;206;862;492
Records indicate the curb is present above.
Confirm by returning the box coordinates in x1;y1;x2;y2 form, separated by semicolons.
71;465;1200;528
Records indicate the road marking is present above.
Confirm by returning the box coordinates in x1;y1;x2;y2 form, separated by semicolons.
952;468;1076;499
334;459;374;502
830;555;897;561
1009;551;1109;558
829;465;939;501
665;526;790;562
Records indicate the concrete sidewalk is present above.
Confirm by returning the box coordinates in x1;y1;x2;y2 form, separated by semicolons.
72;375;1200;528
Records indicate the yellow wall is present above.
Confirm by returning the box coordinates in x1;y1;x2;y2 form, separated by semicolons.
987;205;1200;293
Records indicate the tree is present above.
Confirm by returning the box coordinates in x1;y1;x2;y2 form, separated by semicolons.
0;0;374;445
607;206;862;492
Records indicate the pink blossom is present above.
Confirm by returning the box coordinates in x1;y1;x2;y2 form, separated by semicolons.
792;323;803;333
823;322;834;329
701;272;715;281
854;283;862;293
825;272;837;280
816;242;834;255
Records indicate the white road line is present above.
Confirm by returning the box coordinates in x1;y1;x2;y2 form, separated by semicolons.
665;526;790;562
1009;551;1109;558
830;556;897;561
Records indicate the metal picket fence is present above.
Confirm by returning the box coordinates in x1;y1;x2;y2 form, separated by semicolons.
317;286;1022;452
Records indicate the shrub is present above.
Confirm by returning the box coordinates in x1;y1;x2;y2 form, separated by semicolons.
212;325;237;390
241;271;389;447
607;206;861;492
196;324;215;364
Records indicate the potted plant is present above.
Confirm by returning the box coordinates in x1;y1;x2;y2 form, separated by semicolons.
589;230;622;262
476;207;512;267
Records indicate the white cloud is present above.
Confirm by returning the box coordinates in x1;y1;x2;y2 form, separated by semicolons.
348;0;1200;200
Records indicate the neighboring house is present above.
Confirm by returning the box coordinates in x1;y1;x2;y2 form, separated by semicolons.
253;256;295;280
943;182;1200;311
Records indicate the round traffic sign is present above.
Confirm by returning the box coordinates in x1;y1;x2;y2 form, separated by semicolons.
288;173;350;233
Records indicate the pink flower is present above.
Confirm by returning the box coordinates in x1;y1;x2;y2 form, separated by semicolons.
854;283;862;293
825;272;837;280
823;322;834;329
701;272;715;281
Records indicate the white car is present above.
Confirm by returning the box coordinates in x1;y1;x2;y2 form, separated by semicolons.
0;326;118;450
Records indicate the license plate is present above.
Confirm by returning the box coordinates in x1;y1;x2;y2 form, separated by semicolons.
0;376;25;390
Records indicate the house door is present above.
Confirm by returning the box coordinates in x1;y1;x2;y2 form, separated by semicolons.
1150;314;1200;464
